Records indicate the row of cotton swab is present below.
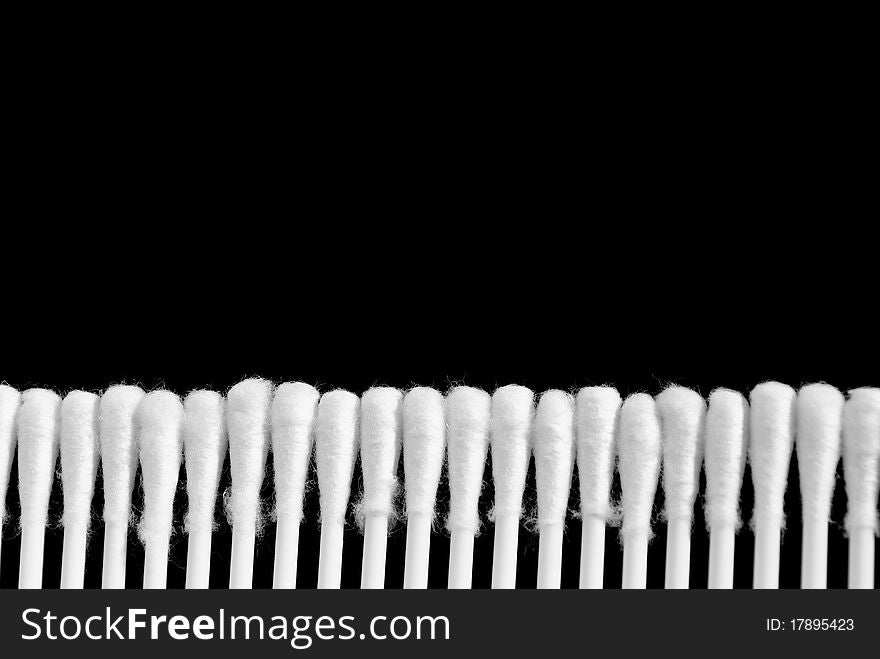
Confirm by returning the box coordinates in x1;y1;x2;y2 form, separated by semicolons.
0;380;877;590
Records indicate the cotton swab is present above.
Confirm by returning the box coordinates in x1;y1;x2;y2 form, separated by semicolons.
17;388;61;588
227;378;273;589
575;386;621;589
704;388;748;589
656;386;705;589
490;385;534;589
0;385;21;571
533;390;575;589
402;387;446;589
618;393;661;589
183;390;227;589
841;388;880;589
749;381;795;589
359;387;402;589
99;385;145;588
446;386;490;589
315;389;360;589
795;383;844;589
271;382;319;589
59;390;100;589
137;391;184;589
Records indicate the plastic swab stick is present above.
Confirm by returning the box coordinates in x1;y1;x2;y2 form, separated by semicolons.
490;385;534;589
533;390;575;589
17;388;61;588
227;378;273;589
575;387;621;589
271;382;319;589
796;383;844;589
704;389;749;589
137;391;184;589
315;389;360;589
618;393;661;589
359;387;402;589
59;391;100;589
183;390;227;589
0;385;21;571
749;381;795;589
841;388;880;589
656;386;706;589
446;386;490;589
402;387;446;589
99;385;145;588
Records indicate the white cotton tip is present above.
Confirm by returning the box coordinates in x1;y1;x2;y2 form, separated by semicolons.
490;385;535;519
749;382;796;528
842;388;880;534
575;386;621;520
60;391;100;528
272;382;320;524
137;391;184;545
795;384;843;522
315;390;360;526
656;386;706;525
17;389;61;526
618;393;661;540
0;385;22;521
227;378;273;532
99;385;146;526
796;383;844;525
403;387;446;519
703;388;749;531
183;390;227;533
359;387;403;521
446;386;491;535
534;390;575;528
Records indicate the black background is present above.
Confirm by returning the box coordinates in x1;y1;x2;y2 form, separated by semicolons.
2;286;877;589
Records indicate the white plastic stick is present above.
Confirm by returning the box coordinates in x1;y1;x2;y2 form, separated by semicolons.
359;387;402;589
17;388;61;588
575;387;620;589
0;385;21;572
183;390;227;589
749;382;795;589
448;530;475;589
490;385;534;589
137;391;184;589
446;386;490;589
361;513;389;588
99;385;145;588
841;388;880;589
534;390;574;589
656;386;705;589
708;526;736;589
315;390;360;589
403;511;433;588
186;530;212;589
704;388;748;589
60;391;100;589
227;378;273;589
402;388;446;589
618;393;661;590
272;382;319;589
795;383;843;589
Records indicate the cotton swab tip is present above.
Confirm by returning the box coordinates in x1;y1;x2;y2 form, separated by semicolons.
359;387;403;521
749;381;796;529
704;388;749;532
841;387;880;534
618;393;661;540
796;383;844;525
0;385;22;522
137;391;184;548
